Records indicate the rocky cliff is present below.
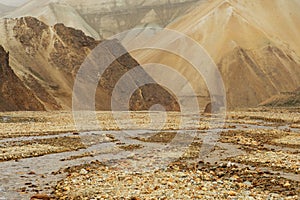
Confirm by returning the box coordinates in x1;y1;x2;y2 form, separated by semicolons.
0;45;45;111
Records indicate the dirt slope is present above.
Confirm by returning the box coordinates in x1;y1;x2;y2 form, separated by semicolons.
133;0;300;109
261;88;300;107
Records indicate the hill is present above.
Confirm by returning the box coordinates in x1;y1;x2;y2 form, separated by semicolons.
0;17;179;111
4;0;100;39
133;0;300;109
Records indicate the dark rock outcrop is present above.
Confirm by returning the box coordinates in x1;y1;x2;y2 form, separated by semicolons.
204;103;212;114
0;45;45;111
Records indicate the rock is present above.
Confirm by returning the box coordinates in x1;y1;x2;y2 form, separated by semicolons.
63;186;70;191
283;182;291;187
204;103;212;114
227;162;235;167
229;175;239;181
80;168;88;175
30;194;50;200
243;181;252;187
228;191;237;196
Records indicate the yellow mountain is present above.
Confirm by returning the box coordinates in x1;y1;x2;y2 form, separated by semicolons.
133;0;300;109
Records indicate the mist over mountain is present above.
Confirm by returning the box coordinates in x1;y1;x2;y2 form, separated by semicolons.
0;3;16;16
64;0;200;38
3;0;199;39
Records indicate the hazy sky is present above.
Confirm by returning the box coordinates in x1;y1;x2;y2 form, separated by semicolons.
0;0;29;6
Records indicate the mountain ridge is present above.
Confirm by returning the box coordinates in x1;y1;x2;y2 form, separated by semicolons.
2;0;200;39
133;0;300;109
4;0;100;39
0;16;180;111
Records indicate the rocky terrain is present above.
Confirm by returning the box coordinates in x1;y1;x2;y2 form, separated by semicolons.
0;16;179;111
0;1;299;199
0;109;298;199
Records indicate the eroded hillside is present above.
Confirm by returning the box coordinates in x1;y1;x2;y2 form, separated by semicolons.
133;0;300;109
0;17;179;111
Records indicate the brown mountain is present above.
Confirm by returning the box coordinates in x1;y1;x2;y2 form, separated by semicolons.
4;0;100;39
0;45;45;111
133;0;300;109
0;17;179;111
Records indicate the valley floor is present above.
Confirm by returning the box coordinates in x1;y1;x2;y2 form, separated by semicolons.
0;108;299;199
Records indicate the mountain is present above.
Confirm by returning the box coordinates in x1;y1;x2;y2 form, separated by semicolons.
64;0;199;38
0;17;179;111
3;0;199;39
4;0;100;39
133;0;300;109
0;45;45;111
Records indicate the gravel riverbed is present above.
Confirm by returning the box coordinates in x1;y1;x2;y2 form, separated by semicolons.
0;109;299;199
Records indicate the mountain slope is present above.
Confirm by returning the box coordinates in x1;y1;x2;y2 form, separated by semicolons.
0;17;179;111
0;45;45;111
4;0;199;39
227;0;300;56
4;0;100;39
133;0;300;109
260;88;300;107
67;0;199;38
